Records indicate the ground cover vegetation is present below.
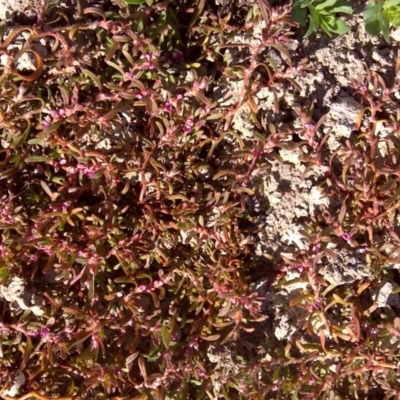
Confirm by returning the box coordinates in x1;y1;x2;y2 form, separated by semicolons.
0;0;400;398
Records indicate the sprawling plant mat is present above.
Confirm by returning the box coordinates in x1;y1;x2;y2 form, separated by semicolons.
1;0;400;399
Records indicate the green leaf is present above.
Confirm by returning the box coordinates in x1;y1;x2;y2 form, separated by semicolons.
87;275;95;307
189;0;206;27
391;13;400;27
330;5;352;13
320;15;334;35
310;6;320;28
36;120;64;137
316;9;331;16
329;18;350;34
295;0;312;6
179;380;189;400
25;156;51;163
10;120;31;148
385;0;400;7
393;286;400;294
273;366;282;381
304;6;320;37
323;13;336;27
364;2;384;36
316;0;337;11
365;1;384;15
387;6;400;27
365;18;382;37
161;325;172;348
330;0;353;14
292;3;308;26
22;335;33;368
81;68;103;89
382;8;391;40
0;268;9;287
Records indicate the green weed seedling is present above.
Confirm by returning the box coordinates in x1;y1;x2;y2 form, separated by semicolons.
292;0;352;37
364;0;400;41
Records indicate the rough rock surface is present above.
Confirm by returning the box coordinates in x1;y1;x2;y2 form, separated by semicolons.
0;276;44;316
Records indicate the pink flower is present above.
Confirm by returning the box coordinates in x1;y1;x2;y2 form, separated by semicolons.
143;54;155;70
76;164;100;179
189;338;199;350
312;302;320;310
342;232;350;242
138;285;149;293
136;89;149;100
252;149;262;158
40;327;52;342
183;118;193;133
311;243;321;252
87;167;99;179
124;71;134;81
199;106;210;118
192;80;200;92
294;265;304;273
164;102;173;112
0;244;9;257
304;123;315;132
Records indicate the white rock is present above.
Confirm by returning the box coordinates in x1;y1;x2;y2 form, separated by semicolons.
310;186;329;207
0;0;38;20
281;225;307;250
329;95;362;134
375;282;393;308
391;28;400;42
274;313;296;341
2;371;25;397
318;248;372;285
0;276;44;316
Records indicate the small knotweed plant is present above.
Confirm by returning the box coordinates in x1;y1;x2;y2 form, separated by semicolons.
0;0;399;399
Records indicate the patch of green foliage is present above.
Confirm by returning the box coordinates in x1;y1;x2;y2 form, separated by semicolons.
292;0;352;37
364;0;400;40
293;0;400;40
